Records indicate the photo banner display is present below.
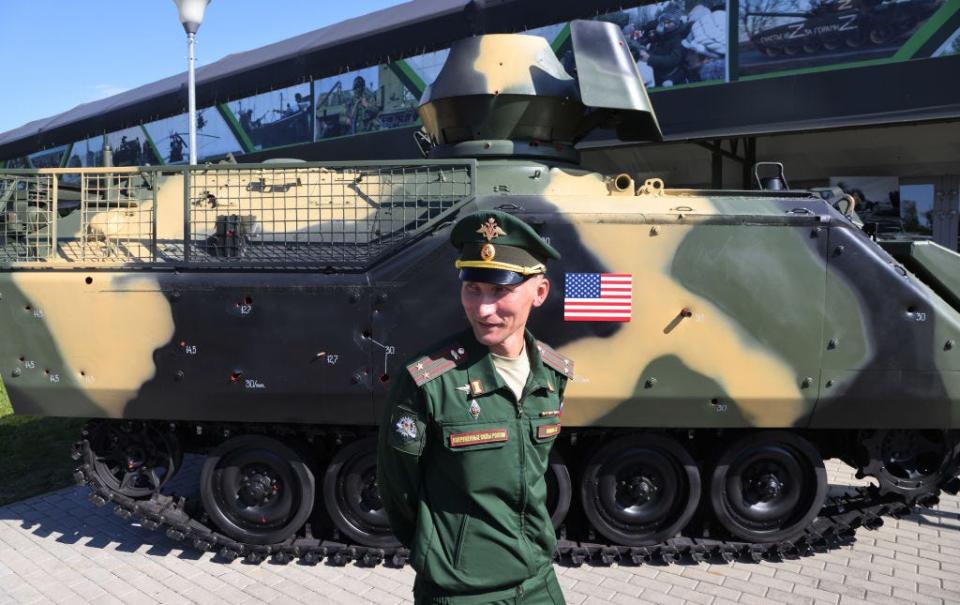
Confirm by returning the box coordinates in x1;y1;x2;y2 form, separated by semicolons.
739;0;946;77
40;0;960;167
105;126;159;167
589;1;728;88
27;145;67;169
143;109;243;164
312;66;418;141
228;84;312;151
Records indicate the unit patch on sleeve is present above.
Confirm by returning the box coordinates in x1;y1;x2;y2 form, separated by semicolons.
449;428;508;448
389;406;426;456
396;416;418;440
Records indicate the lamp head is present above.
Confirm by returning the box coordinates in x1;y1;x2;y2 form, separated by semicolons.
172;0;211;34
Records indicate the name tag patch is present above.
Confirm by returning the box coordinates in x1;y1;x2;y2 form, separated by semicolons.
537;423;561;439
449;428;508;448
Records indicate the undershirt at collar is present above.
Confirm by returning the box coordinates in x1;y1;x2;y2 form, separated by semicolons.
491;343;531;401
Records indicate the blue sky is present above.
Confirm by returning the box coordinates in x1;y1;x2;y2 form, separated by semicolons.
0;0;402;134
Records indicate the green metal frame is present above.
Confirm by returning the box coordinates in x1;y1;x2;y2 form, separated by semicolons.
59;144;73;168
388;60;427;99
140;126;163;165
217;103;255;154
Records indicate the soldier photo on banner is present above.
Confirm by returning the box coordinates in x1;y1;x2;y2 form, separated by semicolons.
589;0;728;88
228;83;313;151
312;66;418;141
104;126;159;167
739;0;945;76
143;110;242;164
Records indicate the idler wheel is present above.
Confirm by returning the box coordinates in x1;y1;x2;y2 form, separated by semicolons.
86;420;182;498
201;435;315;545
709;431;826;543
324;437;399;547
546;448;572;529
858;429;959;500
580;433;700;546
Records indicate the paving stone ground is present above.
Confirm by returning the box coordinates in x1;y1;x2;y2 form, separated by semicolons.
1;458;959;604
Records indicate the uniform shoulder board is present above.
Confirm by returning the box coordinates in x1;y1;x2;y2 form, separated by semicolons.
535;340;574;378
406;342;469;387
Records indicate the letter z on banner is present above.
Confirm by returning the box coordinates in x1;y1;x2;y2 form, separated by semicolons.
563;273;632;322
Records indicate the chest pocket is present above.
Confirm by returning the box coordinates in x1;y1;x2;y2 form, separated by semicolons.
531;417;561;443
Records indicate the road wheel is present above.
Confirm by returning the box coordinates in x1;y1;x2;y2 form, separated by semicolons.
86;420;181;498
709;431;826;543
201;435;315;545
546;448;572;529
580;433;700;545
858;429;959;500
324;437;399;547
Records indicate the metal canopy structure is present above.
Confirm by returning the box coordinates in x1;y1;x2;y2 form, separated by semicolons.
1;0;959;163
0;0;635;159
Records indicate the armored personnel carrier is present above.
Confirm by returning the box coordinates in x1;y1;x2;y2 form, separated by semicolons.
746;0;941;57
2;20;959;566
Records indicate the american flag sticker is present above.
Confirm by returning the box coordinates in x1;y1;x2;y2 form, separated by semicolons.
564;273;633;322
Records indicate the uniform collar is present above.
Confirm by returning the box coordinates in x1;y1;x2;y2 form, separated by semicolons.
460;327;552;398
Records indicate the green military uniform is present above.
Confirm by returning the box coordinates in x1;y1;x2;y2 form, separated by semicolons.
377;211;572;604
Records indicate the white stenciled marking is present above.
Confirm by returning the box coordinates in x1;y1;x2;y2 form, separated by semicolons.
368;338;396;373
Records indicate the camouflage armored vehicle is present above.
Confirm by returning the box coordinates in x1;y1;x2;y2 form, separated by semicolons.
746;0;941;57
2;20;959;566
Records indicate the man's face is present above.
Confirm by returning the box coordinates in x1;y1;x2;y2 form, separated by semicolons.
460;275;549;352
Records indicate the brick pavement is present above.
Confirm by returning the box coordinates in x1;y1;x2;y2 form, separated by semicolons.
0;459;959;604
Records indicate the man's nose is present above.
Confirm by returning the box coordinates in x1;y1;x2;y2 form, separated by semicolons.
478;300;498;317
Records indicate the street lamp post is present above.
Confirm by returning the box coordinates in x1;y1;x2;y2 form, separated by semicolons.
172;0;211;166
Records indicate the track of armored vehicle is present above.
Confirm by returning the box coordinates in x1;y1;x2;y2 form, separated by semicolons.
4;21;960;568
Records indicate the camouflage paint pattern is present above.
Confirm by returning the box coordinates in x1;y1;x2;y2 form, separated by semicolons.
3;162;960;433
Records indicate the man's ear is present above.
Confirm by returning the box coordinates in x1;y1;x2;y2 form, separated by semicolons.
532;276;550;308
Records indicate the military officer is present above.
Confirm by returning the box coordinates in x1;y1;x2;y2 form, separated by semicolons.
377;210;573;604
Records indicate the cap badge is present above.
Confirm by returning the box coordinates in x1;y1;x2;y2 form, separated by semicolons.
469;401;481;420
477;217;507;242
396;416;418;440
480;243;496;261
